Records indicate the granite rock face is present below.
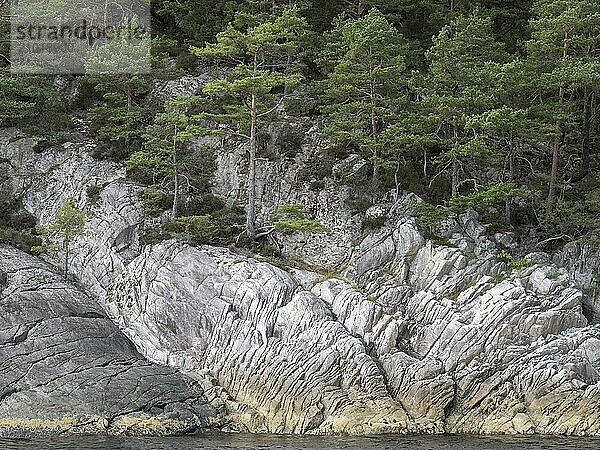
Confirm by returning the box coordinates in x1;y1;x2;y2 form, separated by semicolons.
0;246;217;437
554;242;600;325
1;125;600;436
107;230;600;436
109;241;413;435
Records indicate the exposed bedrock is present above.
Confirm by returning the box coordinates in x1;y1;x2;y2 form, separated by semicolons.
0;246;217;438
109;241;414;434
107;232;600;435
554;242;600;325
1;127;599;435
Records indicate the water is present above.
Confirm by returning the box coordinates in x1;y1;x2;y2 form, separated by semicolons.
1;434;599;450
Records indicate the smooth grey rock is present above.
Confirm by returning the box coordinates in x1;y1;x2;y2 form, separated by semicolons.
105;232;600;435
108;241;412;435
0;246;217;438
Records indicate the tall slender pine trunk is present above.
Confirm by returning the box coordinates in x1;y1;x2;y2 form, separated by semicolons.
246;94;257;239
546;31;568;214
171;126;179;220
580;86;592;178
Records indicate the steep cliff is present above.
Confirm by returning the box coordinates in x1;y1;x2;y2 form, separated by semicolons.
0;125;599;436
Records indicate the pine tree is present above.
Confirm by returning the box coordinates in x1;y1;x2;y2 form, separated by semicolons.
0;2;70;139
0;72;70;137
419;9;508;198
36;199;86;278
480;0;534;52
154;0;232;45
191;6;308;239
228;0;312;28
127;97;204;219
318;8;409;187
84;18;154;155
0;1;69;135
83;74;152;155
466;105;529;221
528;0;600;214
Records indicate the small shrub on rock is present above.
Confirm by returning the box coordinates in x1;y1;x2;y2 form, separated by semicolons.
165;215;230;246
274;204;328;233
496;251;513;264
141;187;172;218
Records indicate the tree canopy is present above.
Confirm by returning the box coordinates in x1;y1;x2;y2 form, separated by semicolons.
0;0;599;249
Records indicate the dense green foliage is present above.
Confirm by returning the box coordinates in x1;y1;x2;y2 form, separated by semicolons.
127;96;208;219
318;9;409;186
0;71;70;137
191;6;309;238
0;0;599;248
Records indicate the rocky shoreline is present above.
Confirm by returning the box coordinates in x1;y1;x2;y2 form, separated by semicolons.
0;127;599;437
0;246;218;438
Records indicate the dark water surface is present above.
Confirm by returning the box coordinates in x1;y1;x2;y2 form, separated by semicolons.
1;434;600;450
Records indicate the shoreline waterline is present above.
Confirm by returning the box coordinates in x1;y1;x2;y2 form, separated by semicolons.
2;432;600;450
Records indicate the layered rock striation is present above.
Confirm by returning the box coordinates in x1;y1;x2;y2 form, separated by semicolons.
0;126;599;436
0;246;217;437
